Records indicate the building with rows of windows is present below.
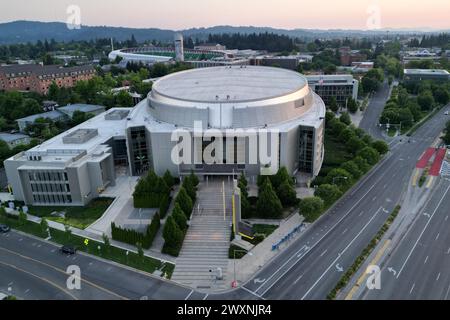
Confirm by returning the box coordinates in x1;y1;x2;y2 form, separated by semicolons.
4;66;326;206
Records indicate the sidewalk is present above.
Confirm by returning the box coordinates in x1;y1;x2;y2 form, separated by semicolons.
7;208;176;264
231;212;305;285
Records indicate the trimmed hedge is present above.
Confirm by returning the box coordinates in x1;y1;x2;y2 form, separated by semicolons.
111;212;160;249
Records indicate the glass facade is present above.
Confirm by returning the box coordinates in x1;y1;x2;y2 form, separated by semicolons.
313;84;354;107
130;127;151;176
298;126;315;174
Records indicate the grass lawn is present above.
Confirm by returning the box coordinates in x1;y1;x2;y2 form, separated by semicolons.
0;213;175;279
28;198;114;229
229;244;248;259
252;224;278;237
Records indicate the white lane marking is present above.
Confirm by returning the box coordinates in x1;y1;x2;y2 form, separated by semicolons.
320;249;328;257
435;233;440;241
445;216;449;221
184;290;194;300
293;274;304;285
300;207;383;300
253;156;397;295
409;283;415;295
359;211;364;217
447;247;450;255
241;286;265;300
436;273;441;281
202;294;209;300
424;256;429;264
397;184;450;279
342;228;348;235
445;284;450;300
372;197;377;201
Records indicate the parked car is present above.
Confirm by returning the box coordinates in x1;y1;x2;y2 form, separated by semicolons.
445;111;449;115
60;245;77;255
0;224;10;233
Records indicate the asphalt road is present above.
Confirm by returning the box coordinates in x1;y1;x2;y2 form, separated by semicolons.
359;81;391;141
234;103;450;300
0;231;193;300
361;178;450;300
2;101;449;301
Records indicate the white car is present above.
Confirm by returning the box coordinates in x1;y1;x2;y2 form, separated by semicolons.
445;111;449;115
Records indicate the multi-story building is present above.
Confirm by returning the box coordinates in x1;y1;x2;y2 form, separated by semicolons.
5;66;326;206
0;133;31;148
339;47;367;66
403;69;450;83
306;74;359;107
194;43;227;51
0;64;96;95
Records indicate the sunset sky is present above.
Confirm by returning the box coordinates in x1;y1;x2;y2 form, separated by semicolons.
1;0;449;30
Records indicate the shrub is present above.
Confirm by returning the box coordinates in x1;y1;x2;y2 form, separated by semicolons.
175;187;194;219
340;112;352;126
256;180;283;218
133;170;170;208
111;214;160;250
162;216;185;257
172;203;188;231
163;170;175;188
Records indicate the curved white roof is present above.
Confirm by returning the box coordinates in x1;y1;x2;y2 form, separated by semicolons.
152;66;308;103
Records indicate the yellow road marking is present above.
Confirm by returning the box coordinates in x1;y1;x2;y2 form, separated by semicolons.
0;260;78;300
412;170;420;187
0;246;128;300
426;176;434;189
345;239;391;300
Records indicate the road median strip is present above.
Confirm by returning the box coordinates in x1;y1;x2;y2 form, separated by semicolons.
327;205;401;300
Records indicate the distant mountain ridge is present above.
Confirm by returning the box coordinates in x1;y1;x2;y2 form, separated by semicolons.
0;20;448;45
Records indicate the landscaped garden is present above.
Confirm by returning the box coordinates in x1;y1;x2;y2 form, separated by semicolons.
27;197;115;229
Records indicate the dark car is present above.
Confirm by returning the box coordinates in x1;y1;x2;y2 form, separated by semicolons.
61;245;77;255
0;224;10;233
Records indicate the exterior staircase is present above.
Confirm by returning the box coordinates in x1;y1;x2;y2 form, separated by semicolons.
171;180;233;291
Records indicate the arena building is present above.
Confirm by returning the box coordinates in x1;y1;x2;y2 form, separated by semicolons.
4;66;325;206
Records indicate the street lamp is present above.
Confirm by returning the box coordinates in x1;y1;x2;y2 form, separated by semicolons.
232;249;253;288
332;176;348;185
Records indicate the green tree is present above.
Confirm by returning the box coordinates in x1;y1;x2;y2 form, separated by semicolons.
188;171;199;187
299;197;324;222
354;156;371;173
40;218;49;235
115;91;133;108
326;168;353;188
277;179;298;207
162;216;184;256
433;87;450;105
357;147;380;166
314;184;343;207
163;170;175;188
347;98;359;114
341;161;363;180
329;97;339;113
256;180;283;218
372;140;389;155
64;225;72;241
172;203;188;230
339;112;352;126
417;91;435;111
175;187;193;219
